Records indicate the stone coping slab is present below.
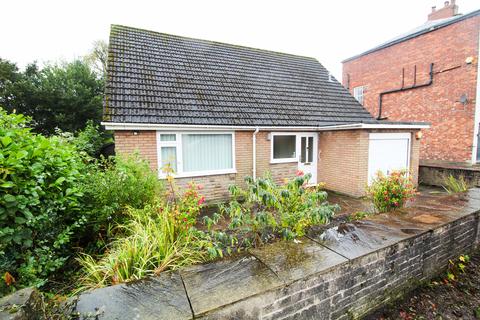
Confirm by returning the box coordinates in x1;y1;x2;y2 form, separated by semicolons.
179;255;282;316
249;237;348;284
74;271;192;320
309;220;415;260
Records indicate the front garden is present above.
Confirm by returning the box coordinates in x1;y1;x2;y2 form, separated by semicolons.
1;107;450;314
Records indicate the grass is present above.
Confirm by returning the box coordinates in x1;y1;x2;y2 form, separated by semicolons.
441;174;470;194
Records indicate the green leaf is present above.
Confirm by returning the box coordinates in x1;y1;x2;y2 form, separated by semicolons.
14;217;27;224
1;182;14;188
3;194;16;203
0;136;12;147
55;177;66;185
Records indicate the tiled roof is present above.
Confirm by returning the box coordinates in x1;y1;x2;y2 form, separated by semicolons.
343;9;480;62
104;25;375;127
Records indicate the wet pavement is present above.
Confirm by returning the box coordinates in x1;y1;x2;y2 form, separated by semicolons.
72;187;480;319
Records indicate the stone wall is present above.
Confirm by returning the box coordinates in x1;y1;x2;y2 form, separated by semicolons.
420;164;480;187
74;189;480;320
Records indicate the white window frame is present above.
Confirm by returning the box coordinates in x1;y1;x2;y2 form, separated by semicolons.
353;86;365;105
156;131;236;178
270;132;299;164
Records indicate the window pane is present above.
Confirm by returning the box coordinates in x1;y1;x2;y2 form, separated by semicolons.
182;134;232;172
308;137;314;163
273;135;296;159
300;137;306;163
160;134;176;141
161;147;177;172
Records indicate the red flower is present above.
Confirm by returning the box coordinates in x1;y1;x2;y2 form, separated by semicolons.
296;170;304;176
198;196;206;205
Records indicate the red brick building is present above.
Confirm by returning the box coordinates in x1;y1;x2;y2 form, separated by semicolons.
342;2;480;164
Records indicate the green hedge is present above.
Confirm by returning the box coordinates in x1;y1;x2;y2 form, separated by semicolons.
0;109;86;292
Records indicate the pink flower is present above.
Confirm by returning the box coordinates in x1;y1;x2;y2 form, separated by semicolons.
197;184;204;190
198;196;206;205
296;170;304;176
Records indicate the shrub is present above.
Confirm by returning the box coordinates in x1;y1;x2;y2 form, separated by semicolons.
200;172;339;255
80;155;164;250
366;170;416;213
78;182;207;289
0;109;86;293
441;174;470;194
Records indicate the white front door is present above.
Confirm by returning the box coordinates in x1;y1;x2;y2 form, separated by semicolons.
368;133;411;183
298;133;318;184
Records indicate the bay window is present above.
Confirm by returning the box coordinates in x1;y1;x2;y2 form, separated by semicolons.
157;132;235;177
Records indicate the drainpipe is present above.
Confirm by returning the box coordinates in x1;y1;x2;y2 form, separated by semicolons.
252;128;260;179
377;63;434;120
472;33;480;164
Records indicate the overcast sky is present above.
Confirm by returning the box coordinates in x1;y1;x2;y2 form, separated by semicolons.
2;0;478;79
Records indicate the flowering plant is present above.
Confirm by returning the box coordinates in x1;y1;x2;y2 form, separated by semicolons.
163;167;206;229
366;170;417;213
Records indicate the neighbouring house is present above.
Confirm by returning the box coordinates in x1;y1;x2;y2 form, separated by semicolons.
342;1;480;164
102;25;428;201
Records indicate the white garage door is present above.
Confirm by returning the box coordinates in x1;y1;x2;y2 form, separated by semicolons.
368;133;411;184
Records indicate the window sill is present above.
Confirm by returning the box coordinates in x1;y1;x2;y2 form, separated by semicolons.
270;159;298;164
159;169;237;179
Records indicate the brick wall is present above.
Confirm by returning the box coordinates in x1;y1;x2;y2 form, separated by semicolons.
114;131;158;170
342;15;480;162
318;130;369;196
114;130;297;202
114;129;420;200
255;131;298;184
318;129;420;197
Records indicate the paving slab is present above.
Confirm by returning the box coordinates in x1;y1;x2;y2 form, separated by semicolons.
74;271;192;320
249;237;348;284
311;220;414;260
180;254;282;316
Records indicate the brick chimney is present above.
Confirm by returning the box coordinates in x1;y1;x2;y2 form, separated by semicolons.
428;0;459;21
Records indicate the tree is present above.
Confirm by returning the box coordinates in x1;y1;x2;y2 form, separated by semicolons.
84;40;108;79
0;58;104;134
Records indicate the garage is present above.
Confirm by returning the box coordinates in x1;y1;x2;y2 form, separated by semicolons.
368;133;411;183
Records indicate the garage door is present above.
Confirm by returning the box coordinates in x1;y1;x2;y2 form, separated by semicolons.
368;133;411;184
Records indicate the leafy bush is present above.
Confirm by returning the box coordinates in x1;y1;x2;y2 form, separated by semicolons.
366;170;416;213
200;172;339;256
80;155;164;249
78;182;207;289
72;120;111;157
0;109;86;293
441;174;470;194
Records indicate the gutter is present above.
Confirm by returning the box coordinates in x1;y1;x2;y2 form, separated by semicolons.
101;122;430;131
252;128;260;179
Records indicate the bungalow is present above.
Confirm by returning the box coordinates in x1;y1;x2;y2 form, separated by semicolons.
102;25;428;201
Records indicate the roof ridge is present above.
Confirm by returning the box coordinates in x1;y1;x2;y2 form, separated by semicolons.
110;24;319;62
342;8;480;62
